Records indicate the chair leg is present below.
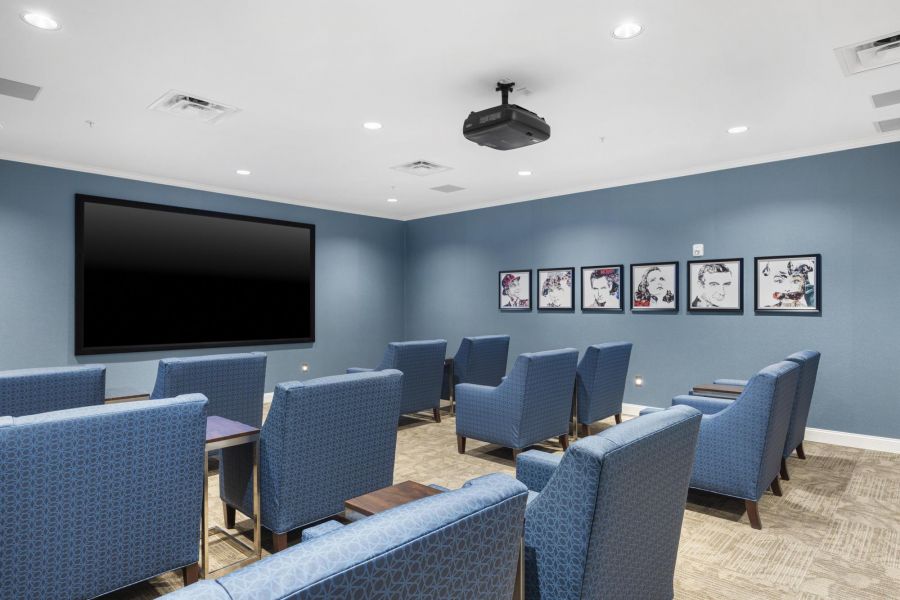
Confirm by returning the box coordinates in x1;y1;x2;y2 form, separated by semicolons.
558;434;569;450
614;413;622;424
780;457;790;481
457;435;466;454
182;562;199;586
512;448;521;460
433;407;441;423
272;532;288;552
224;502;236;529
745;500;762;530
579;423;590;438
770;477;783;497
796;443;806;460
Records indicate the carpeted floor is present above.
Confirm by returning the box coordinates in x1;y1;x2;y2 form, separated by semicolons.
102;407;900;599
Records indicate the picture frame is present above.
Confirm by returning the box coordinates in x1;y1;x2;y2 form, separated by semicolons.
687;258;743;313
537;267;575;311
581;265;624;312
754;254;821;314
499;269;532;311
630;262;679;312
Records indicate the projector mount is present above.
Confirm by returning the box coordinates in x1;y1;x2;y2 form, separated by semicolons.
496;81;515;105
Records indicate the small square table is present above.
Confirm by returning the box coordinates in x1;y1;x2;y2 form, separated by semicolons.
690;383;744;398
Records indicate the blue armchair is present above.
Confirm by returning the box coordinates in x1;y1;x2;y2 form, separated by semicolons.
151;352;267;427
219;370;403;551
0;395;208;599
163;473;528;600
0;364;105;417
644;360;801;529
516;405;701;600
442;335;510;414
456;348;578;456
348;339;447;422
574;342;632;437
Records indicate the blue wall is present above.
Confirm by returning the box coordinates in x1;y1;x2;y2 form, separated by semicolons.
404;142;900;438
0;159;406;395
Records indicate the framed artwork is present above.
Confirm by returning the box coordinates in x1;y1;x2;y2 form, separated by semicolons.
687;258;743;313
630;262;678;312
754;254;821;314
499;270;532;311
537;268;575;310
581;265;624;312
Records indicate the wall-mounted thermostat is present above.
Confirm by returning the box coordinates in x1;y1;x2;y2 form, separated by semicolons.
692;244;704;257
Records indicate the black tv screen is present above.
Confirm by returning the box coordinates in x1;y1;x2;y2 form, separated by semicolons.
75;194;314;355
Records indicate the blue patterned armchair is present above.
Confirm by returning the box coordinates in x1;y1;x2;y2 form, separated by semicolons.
151;352;267;427
0;364;105;417
574;342;632;437
715;350;820;480
456;348;578;456
163;473;528;600
516;405;701;600
0;395;208;599
348;339;447;422
220;370;403;551
442;335;511;413
644;360;800;529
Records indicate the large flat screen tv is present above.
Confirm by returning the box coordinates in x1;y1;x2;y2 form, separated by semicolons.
75;194;315;355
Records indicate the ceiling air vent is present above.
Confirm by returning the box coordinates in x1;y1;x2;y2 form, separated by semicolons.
875;117;900;134
0;76;41;101
431;184;466;193
148;90;240;123
835;31;900;76
872;89;900;109
391;160;452;176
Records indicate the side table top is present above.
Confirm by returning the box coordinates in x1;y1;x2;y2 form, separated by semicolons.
206;416;260;444
345;480;443;517
691;383;744;397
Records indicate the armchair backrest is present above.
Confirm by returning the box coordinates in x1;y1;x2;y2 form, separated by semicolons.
505;349;579;442
575;342;632;424
258;370;403;533
0;365;105;417
524;405;701;600
0;396;207;600
783;350;820;455
151;352;266;427
454;335;510;387
377;340;447;414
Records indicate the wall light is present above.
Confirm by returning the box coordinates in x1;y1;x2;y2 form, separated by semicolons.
634;375;644;387
301;363;310;373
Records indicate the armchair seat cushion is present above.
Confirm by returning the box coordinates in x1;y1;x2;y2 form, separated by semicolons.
672;394;734;415
515;449;563;493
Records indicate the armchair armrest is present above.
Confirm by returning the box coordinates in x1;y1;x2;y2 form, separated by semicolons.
713;378;748;387
515;450;563;493
346;367;374;374
638;407;665;416
672;394;734;415
301;519;345;542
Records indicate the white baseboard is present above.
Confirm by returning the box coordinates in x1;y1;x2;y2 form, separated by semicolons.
621;403;900;454
264;392;274;405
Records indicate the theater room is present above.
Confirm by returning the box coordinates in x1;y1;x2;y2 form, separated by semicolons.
2;2;899;599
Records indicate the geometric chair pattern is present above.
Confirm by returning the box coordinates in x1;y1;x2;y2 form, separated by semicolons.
0;364;106;417
441;335;511;411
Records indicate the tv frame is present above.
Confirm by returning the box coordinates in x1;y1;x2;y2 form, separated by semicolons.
75;194;316;355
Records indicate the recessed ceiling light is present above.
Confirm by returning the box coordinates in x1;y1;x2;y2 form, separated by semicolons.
386;197;398;203
612;22;642;39
236;169;251;175
363;122;383;130
21;12;61;30
727;125;749;134
518;170;533;176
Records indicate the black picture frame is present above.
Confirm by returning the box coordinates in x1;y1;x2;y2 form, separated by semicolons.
754;254;821;314
687;258;744;313
537;267;575;311
580;265;624;312
630;262;679;312
499;269;532;311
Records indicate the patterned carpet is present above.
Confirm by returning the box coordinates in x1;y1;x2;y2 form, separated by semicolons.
102;407;900;599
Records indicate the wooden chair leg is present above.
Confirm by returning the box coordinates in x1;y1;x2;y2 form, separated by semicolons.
272;532;288;553
512;448;521;460
614;413;622;424
771;477;783;497
558;434;569;450
745;500;762;530
796;443;806;460
182;562;199;586
579;423;590;438
456;435;466;454
433;407;441;423
224;502;236;528
780;458;790;481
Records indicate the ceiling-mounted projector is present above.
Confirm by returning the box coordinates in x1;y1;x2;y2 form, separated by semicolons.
463;81;550;150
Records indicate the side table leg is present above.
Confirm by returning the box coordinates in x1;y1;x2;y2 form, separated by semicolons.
201;450;209;578
253;439;261;559
512;536;524;600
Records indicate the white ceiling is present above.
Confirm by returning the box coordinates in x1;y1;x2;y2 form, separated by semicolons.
1;0;900;220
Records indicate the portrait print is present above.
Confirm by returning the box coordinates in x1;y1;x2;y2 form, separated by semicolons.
688;259;743;312
755;255;820;313
631;262;678;312
581;265;623;312
537;268;574;310
499;270;531;311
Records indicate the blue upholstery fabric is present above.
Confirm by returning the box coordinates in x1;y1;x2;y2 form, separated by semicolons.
151;352;266;428
515;450;563;493
220;370;402;535
0;396;207;600
456;349;579;450
672;394;735;415
517;406;701;600
575;342;632;426
166;474;528;600
0;365;105;417
783;351;821;457
687;361;800;501
442;335;510;398
300;520;345;542
162;580;229;600
348;340;447;415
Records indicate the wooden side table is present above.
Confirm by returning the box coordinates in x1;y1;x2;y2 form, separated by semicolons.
690;383;744;398
202;416;262;578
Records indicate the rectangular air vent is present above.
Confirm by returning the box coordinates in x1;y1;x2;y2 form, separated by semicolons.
875;117;900;133
391;160;452;176
835;31;900;76
0;77;41;101
430;184;465;193
872;89;900;109
148;90;240;123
